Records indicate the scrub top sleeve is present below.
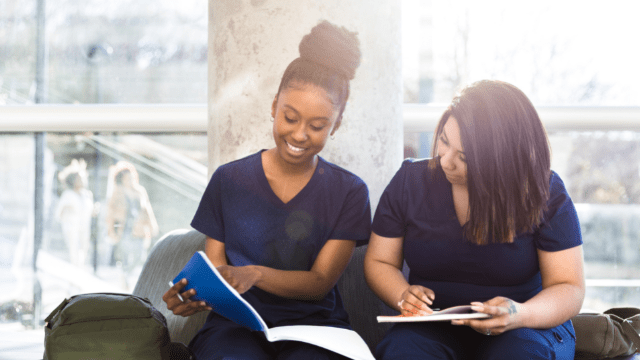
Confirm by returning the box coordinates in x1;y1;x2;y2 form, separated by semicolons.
372;160;410;239
535;171;583;251
329;178;372;247
190;168;226;242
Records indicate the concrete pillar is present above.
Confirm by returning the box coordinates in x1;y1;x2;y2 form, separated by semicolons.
208;0;403;209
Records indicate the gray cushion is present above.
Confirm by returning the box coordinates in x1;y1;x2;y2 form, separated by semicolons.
132;229;208;346
337;246;400;351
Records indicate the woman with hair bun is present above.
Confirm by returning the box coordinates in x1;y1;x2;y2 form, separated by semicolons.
163;20;370;360
365;80;585;359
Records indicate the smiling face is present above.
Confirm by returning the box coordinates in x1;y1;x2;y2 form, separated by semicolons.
271;82;340;168
437;116;468;186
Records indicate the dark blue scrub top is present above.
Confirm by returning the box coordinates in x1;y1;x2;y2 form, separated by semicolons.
192;151;371;328
372;159;582;309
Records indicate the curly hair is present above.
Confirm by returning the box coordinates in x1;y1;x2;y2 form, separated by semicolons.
276;20;362;125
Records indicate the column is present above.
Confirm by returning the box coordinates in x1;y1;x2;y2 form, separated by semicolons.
208;0;403;210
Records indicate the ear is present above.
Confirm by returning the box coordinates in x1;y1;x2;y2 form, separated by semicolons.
271;95;278;119
330;114;343;136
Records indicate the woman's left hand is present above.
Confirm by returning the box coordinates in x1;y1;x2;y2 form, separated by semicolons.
451;296;524;336
216;265;262;294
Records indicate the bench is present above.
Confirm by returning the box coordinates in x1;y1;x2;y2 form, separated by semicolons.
132;229;639;359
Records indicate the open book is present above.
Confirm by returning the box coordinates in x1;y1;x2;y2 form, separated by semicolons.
377;305;491;323
170;251;375;360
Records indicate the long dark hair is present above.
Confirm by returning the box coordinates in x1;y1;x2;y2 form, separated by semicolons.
276;20;361;127
431;80;551;245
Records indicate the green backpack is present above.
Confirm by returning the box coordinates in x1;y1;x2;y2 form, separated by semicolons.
43;293;192;360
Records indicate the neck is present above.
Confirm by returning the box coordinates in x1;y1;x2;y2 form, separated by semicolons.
268;149;317;176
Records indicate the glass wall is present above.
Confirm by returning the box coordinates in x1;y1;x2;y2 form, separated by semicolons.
401;0;640;106
0;132;207;326
1;0;207;331
558;131;640;311
0;0;207;104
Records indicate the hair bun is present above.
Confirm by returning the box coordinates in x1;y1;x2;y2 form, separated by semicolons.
299;20;361;80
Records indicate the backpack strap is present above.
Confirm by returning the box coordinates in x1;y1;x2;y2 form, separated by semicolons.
605;307;640;321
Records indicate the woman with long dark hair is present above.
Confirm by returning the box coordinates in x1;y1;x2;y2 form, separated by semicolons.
365;80;584;359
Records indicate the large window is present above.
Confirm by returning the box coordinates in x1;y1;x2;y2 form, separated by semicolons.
0;132;207;326
0;0;207;104
1;0;209;335
401;0;640;106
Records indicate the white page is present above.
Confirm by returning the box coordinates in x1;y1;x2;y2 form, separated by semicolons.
265;325;375;360
377;305;490;323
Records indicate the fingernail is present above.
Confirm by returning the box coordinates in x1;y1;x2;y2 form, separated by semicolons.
471;306;483;312
419;310;428;316
201;302;206;306
471;302;483;307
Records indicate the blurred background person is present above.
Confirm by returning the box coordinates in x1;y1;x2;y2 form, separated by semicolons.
105;161;159;279
54;159;95;268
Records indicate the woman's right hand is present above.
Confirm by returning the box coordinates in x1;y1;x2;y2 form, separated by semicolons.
398;285;436;316
162;278;212;317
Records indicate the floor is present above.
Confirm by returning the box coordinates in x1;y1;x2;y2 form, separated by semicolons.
0;322;44;360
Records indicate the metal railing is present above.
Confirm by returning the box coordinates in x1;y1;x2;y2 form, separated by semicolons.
0;104;207;132
2;104;640;132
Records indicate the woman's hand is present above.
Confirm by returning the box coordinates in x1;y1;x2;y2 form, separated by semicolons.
162;278;212;317
451;296;524;335
398;285;436;317
205;237;259;294
216;265;261;294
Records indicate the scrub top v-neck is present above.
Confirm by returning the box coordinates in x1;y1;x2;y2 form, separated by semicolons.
257;150;319;209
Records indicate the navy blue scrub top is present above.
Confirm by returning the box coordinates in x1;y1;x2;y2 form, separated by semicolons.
192;151;371;328
372;159;582;309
